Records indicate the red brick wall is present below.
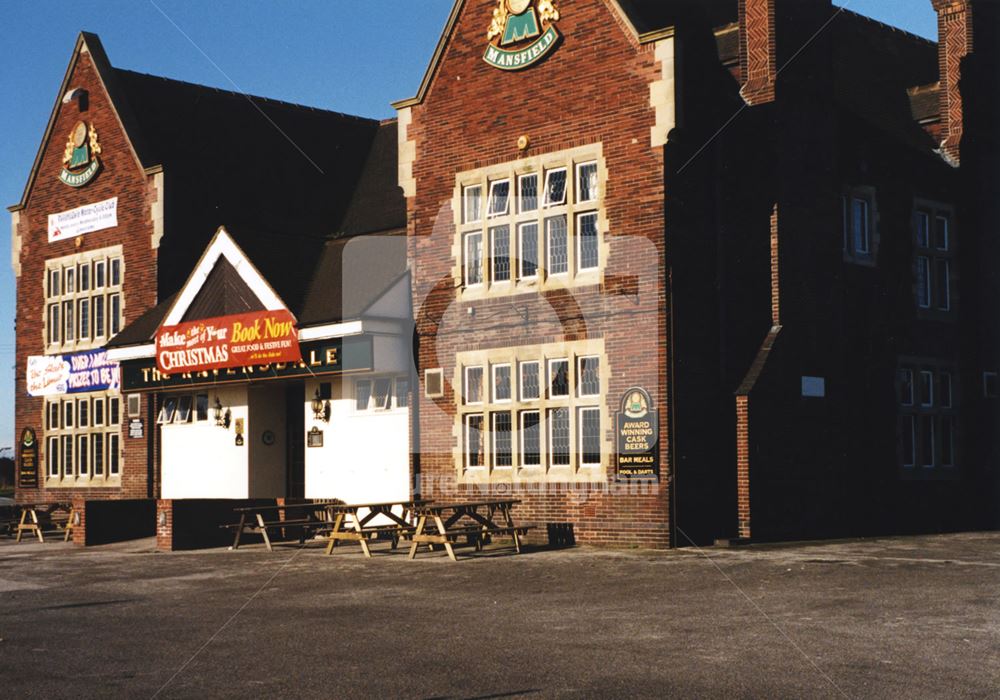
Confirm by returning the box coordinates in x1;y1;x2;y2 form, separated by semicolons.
739;0;777;105
932;0;973;162
13;49;158;505
408;1;670;547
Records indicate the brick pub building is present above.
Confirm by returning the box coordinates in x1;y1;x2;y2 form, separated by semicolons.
11;1;999;548
399;0;999;546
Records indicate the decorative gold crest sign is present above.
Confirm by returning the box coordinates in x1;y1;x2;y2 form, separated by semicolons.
484;0;561;71
60;120;102;187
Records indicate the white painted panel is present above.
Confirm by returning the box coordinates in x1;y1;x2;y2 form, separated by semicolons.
304;377;410;507
161;386;249;499
373;335;413;374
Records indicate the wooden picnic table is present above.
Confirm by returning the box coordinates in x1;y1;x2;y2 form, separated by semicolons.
323;499;431;557
226;501;335;552
408;499;535;562
15;502;74;543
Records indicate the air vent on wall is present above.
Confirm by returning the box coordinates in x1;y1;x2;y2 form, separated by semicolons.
424;369;444;398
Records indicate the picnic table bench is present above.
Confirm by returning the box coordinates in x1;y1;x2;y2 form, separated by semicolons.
15;503;75;543
408;499;535;561
323;500;430;557
223;501;335;551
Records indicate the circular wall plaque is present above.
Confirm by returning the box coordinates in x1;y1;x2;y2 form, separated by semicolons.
261;430;276;446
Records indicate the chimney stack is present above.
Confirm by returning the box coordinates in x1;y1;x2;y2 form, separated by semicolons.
932;0;974;164
739;0;777;105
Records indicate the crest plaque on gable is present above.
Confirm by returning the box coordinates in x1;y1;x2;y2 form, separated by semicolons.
60;120;102;187
484;0;561;71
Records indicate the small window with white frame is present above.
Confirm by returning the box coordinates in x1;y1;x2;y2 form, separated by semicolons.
549;359;569;398
913;203;954;313
463;184;483;224
492;364;512;403
519;410;541;467
898;361;957;474
576;212;599;272
984;372;998;399
465;366;485;405
842;189;875;262
519;361;540;401
465;414;485;469
372;378;393;410
355;379;372;411
518;222;539;279
491;225;511;283
543;168;567;207
576;161;598;203
578;407;601;468
577;356;600;397
491;411;513;468
175;396;193;423
487;179;511;218
464;232;484;287
545;216;568;276
518;173;539;213
157;397;178;424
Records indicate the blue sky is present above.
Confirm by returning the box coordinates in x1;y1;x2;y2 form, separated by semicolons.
0;1;938;448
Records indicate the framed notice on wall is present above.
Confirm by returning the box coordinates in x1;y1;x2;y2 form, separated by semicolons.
615;388;659;481
18;427;39;488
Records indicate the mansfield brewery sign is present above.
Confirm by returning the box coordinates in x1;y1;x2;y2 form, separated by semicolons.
484;0;561;71
616;387;660;481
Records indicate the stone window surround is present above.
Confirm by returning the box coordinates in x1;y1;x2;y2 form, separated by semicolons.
452;338;610;485
913;198;957;319
44;390;122;488
897;358;958;478
43;244;125;353
451;144;610;300
841;185;878;266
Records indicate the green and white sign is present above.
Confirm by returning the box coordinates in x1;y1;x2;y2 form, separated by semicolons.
484;1;561;72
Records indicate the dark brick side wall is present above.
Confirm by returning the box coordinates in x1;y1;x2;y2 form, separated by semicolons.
13;50;158;506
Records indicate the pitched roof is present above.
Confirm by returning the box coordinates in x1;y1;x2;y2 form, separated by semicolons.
298;232;408;326
108;227;408;347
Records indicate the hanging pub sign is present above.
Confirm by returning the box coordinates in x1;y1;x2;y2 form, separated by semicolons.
123;335;375;392
18;428;39;488
59;121;102;187
615;387;660;481
155;309;301;374
484;0;561;71
26;350;121;397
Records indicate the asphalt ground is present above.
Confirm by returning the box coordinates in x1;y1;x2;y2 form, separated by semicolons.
1;532;998;698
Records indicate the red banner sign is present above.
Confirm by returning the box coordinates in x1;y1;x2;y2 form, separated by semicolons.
156;310;301;374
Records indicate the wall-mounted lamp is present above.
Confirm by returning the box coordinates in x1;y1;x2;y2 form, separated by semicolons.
157;510;167;527
312;388;331;422
73;511;81;526
214;397;231;429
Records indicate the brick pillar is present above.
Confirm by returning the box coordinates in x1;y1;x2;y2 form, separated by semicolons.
735;396;751;539
156;499;173;551
739;0;777;105
71;497;86;546
931;0;974;164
